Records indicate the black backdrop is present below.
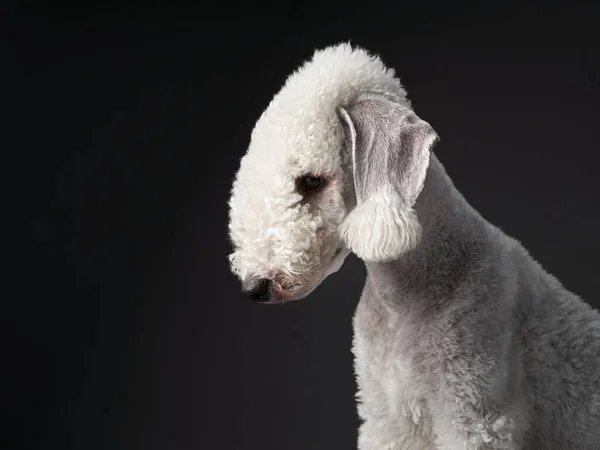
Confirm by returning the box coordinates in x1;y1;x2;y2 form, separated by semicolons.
7;1;600;449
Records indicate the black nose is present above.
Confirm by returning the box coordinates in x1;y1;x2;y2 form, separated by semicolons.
241;278;271;302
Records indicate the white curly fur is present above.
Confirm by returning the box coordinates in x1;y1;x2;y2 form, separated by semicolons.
228;43;411;297
339;184;422;262
228;43;600;449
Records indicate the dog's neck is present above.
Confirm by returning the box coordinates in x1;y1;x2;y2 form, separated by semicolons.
363;154;493;313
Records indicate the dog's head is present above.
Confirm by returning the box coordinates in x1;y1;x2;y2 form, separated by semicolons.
228;43;439;303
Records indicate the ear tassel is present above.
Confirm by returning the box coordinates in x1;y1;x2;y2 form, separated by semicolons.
339;186;422;263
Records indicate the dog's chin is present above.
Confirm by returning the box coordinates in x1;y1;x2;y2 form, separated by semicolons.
265;281;320;304
276;246;351;303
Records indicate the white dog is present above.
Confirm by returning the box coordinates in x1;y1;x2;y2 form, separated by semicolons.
227;43;600;449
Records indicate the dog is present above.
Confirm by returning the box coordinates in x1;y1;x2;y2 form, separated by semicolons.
227;43;600;449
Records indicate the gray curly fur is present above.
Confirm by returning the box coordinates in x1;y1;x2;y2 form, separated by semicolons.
353;151;600;449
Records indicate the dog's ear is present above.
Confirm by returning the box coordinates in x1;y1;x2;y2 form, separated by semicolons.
339;97;439;262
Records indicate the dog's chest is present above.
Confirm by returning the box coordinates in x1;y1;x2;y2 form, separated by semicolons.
353;299;429;421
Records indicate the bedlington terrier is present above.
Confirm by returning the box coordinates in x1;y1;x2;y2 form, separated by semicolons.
227;43;600;449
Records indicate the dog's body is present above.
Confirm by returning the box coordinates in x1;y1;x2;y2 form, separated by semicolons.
227;43;600;449
353;156;600;449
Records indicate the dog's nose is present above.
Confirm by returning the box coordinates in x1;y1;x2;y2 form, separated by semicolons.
241;278;271;302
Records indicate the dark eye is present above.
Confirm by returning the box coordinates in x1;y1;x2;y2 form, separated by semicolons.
300;175;323;192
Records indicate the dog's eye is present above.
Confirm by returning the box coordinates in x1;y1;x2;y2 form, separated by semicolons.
300;175;323;191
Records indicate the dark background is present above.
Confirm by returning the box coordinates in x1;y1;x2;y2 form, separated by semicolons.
7;1;600;449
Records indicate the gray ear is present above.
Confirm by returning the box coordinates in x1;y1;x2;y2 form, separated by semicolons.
339;97;439;262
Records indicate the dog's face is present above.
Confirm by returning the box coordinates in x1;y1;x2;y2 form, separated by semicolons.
228;109;353;303
227;44;439;304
